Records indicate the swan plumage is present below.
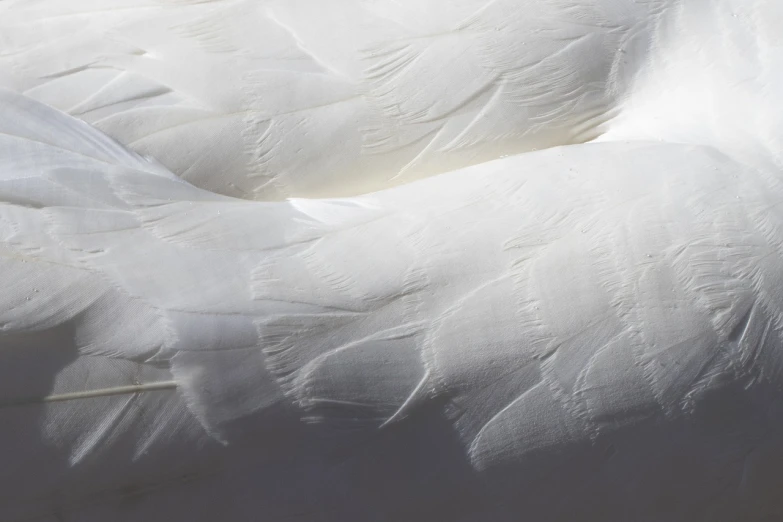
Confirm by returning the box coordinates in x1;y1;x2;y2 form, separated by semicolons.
0;1;782;521
0;0;671;199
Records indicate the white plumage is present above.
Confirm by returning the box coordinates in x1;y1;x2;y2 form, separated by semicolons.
0;0;673;198
0;1;782;521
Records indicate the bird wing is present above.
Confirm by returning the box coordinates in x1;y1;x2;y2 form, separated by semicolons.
2;89;783;520
0;0;668;199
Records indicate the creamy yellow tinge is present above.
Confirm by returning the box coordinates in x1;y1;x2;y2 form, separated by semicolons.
0;1;782;521
1;0;676;199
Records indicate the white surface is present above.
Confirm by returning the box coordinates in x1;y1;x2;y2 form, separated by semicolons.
0;0;669;199
0;1;782;521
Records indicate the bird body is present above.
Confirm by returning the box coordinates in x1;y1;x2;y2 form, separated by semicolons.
0;1;782;521
1;0;672;198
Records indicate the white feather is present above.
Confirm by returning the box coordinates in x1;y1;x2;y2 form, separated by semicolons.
0;0;781;521
1;0;668;199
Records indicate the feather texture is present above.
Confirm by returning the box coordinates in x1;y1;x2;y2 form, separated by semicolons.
0;0;782;521
0;88;783;520
0;0;669;199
